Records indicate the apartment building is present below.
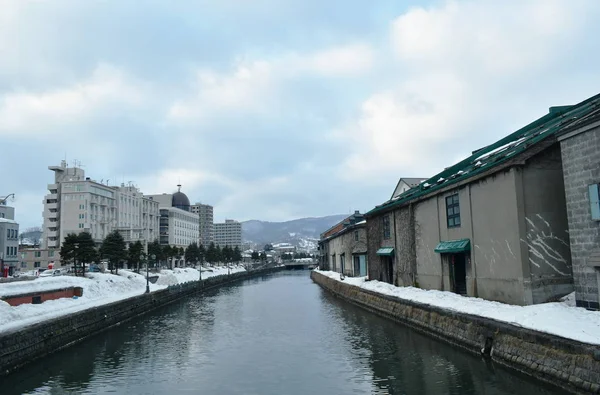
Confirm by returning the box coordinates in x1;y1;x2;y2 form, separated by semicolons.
214;219;242;248
190;203;214;247
42;161;159;250
115;185;160;245
0;202;19;276
148;186;200;248
18;247;61;271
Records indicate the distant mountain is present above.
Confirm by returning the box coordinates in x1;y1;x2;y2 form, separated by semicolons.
242;214;348;250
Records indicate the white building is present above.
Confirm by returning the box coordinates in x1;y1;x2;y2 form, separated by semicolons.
0;201;19;275
391;177;427;200
272;242;296;254
190;203;213;247
148;186;200;248
115;185;160;245
214;219;242;248
42;161;159;250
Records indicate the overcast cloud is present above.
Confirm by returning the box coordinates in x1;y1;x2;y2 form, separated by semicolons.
2;0;600;229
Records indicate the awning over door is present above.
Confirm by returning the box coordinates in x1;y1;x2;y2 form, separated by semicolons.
376;247;394;256
434;239;470;254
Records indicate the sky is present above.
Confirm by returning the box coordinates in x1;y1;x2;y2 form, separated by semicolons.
2;0;600;230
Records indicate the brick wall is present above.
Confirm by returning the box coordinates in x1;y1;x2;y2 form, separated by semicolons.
560;126;600;310
1;287;83;306
312;271;600;394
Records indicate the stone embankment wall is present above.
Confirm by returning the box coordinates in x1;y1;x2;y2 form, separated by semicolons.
0;267;283;376
311;271;600;394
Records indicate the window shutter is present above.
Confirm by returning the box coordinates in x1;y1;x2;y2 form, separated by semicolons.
589;184;600;220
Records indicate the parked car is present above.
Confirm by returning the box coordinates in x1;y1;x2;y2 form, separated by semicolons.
15;270;38;278
89;264;102;273
39;269;65;277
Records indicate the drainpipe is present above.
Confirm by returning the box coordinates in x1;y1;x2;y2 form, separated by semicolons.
468;184;478;297
409;203;415;287
393;209;398;286
436;196;444;291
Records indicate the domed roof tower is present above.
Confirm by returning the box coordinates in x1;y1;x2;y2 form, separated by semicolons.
172;184;190;212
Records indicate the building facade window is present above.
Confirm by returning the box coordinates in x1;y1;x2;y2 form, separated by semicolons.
589;184;600;220
34;262;41;268
35;251;41;258
382;215;391;239
446;193;461;228
354;230;359;241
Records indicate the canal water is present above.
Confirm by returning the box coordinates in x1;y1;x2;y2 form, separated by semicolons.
1;271;562;395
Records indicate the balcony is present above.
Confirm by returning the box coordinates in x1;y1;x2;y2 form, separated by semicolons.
45;210;58;218
46;202;58;210
47;239;58;248
47;231;58;238
47;183;58;191
47;193;58;201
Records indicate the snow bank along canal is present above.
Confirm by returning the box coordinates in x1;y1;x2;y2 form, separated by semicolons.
2;272;566;395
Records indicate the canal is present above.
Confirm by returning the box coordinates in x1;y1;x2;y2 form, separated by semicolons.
1;271;562;395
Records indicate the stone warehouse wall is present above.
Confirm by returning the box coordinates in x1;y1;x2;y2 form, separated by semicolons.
0;267;283;376
311;271;600;394
560;125;600;310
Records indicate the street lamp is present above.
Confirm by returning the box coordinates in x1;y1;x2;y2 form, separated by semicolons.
74;243;79;277
146;254;156;294
141;254;148;293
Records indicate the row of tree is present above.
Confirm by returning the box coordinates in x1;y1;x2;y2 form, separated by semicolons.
251;251;268;261
60;231;243;276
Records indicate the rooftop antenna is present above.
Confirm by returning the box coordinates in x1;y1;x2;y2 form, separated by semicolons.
177;183;182;192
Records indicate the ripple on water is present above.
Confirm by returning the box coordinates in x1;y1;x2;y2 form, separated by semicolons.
5;272;566;395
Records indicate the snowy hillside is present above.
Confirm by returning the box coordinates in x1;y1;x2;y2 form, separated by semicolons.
242;215;346;250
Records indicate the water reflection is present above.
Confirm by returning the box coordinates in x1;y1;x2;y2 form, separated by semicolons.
0;272;562;395
319;288;559;395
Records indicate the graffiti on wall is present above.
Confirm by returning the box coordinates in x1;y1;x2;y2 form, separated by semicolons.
521;214;570;276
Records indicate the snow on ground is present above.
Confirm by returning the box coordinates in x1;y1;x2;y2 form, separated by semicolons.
153;266;245;286
0;265;246;333
315;270;600;345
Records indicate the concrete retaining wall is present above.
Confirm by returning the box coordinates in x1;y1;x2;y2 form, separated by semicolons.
311;271;600;394
0;267;282;376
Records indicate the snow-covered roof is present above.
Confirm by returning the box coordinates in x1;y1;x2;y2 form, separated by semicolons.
273;243;293;248
0;218;17;224
368;93;600;216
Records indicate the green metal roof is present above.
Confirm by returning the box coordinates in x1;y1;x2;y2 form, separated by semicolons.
434;239;470;254
376;247;394;256
367;93;600;217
